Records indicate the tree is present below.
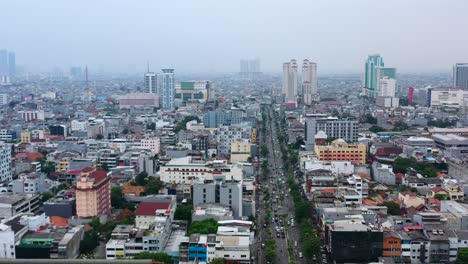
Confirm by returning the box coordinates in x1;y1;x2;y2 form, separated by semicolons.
174;116;201;133
122;128;129;134
135;171;148;186
8;101;19;108
208;258;225;264
261;144;269;157
188;218;218;235
111;187;127;209
174;204;193;222
325;137;336;144
145;177;163;195
101;163;109;172
146;122;156;130
393;121;409;132
434;193;448;201
96;134;104;140
364;114;377;124
133;252;172;263
369;125;386;133
381;201;401;215
456;248;468;264
80;231;99;254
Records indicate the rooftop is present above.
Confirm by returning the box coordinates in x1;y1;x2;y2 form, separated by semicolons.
135;202;171;216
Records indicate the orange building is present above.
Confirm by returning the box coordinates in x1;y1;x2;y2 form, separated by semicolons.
383;232;403;257
121;184;145;197
314;139;367;165
75;170;111;218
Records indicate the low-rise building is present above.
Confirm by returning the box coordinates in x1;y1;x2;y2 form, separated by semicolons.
314;139;367;165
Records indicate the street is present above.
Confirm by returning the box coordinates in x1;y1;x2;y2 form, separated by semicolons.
256;106;306;264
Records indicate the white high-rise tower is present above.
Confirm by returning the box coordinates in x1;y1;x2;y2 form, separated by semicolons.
283;59;298;105
302;59;318;105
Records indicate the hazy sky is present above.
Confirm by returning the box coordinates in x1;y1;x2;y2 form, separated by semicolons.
1;0;467;74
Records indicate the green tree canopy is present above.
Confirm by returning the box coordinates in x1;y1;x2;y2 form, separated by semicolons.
188;218;219;235
174;204;193;222
380;201;401;215
133;252;172;263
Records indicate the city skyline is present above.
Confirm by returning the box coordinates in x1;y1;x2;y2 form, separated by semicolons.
1;0;467;73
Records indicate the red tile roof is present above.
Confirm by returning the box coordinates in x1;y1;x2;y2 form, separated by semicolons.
82;167;94;173
431;187;447;194
135;202;171;216
15;152;44;161
88;171;108;184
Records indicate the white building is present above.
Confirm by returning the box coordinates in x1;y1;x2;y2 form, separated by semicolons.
0;94;8;106
283;59;298;104
17;110;45;122
430;87;468;108
159;157;243;184
377;76;396;97
144;71;157;94
0;143;12;182
372;162;396;185
71;120;88;131
139;137;160;155
0;224;16;259
302;59;318;105
217;125;252;158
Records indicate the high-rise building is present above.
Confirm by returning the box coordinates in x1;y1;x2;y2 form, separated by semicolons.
159;69;175;110
304;114;359;150
283;59;298;105
363;54;385;97
377;77;396;97
8;52;15;76
408;87;415;105
454;63;468;88
144;71;157;93
0;143;12;182
70;66;82;79
239;58;261;78
302;59;318;105
75;170;111;218
0;50;7;75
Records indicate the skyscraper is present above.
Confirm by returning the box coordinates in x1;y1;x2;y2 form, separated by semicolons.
8;52;15;76
376;67;397;97
144;71;156;93
239;58;261;78
159;69;175;110
283;59;298;104
302;59;318;106
0;50;7;75
363;54;384;97
453;63;468;88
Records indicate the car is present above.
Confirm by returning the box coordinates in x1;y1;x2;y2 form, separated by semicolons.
276;233;280;238
261;243;265;248
299;252;303;258
263;223;267;228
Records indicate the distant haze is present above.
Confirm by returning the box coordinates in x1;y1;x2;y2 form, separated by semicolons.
1;0;467;74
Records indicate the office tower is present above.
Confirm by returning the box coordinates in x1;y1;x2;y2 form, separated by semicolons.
159;69;175;110
283;59;298;104
454;63;468;88
0;143;12;182
408;87;414;105
144;71;156;93
240;59;249;73
376;68;396;97
0;50;7;75
8;52;15;76
363;54;384;97
302;59;318;105
249;58;260;73
207;81;215;100
304;114;359;150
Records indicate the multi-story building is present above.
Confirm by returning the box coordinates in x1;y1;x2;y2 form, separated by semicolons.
363;54;385;98
432;134;468;152
0;193;40;218
0;94;7;106
283;59;298;104
454;63;468;88
0;223;16;259
17;110;45;122
159;157;243;184
230;140;252;163
0;143;12;182
376;67;397;97
49;125;67;137
159;69;175;110
429;87;468;107
71;120;88;131
75;170;111;218
326;219;383;263
302;59;318;105
175;81;214;103
139;137;160;155
203;109;246;128
304;114;359;149
144;71;157;93
192;178;243;218
314;139;367;165
217;125;253;158
118;93;160;109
